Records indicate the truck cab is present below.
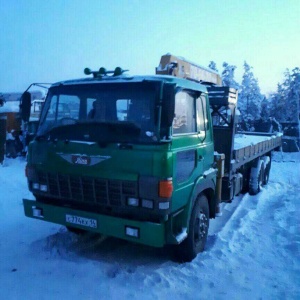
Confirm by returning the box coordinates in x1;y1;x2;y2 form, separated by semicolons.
24;68;217;262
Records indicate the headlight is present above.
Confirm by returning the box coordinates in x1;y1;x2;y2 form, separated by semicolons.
125;226;139;238
40;184;48;192
159;202;170;210
32;183;40;190
142;199;154;209
127;197;139;207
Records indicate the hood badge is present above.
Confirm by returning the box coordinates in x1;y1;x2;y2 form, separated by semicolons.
57;153;111;166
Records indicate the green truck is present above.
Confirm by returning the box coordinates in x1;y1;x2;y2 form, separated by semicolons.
23;55;282;261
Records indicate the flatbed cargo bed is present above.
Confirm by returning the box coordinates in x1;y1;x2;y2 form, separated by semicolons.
232;132;282;170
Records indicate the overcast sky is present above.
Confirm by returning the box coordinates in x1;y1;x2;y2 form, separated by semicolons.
1;0;299;94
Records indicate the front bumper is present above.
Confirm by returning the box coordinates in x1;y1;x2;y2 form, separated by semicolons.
23;199;166;247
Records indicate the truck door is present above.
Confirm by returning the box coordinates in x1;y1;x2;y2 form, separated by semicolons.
171;90;211;212
196;94;213;173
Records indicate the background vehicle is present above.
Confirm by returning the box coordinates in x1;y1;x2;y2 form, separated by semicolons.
23;56;281;262
0;83;50;159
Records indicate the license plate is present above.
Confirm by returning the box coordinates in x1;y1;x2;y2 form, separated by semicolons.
66;214;97;229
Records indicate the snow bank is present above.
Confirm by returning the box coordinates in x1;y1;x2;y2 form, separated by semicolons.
0;153;299;299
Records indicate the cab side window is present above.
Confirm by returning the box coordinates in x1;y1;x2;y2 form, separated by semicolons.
196;95;209;132
173;91;196;135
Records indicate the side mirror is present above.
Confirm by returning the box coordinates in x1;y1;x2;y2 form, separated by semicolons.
20;91;31;122
161;84;175;128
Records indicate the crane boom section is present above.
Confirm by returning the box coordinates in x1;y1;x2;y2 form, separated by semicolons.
156;54;222;85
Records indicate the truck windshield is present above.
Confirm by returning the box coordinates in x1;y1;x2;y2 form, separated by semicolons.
37;82;157;143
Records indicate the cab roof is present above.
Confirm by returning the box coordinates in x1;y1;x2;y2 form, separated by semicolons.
51;74;208;94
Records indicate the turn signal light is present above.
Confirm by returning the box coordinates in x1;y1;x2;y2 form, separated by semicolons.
159;179;173;198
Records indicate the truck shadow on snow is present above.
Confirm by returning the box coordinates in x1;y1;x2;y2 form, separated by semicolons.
30;228;172;267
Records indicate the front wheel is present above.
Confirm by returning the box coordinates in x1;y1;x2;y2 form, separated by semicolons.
174;194;209;262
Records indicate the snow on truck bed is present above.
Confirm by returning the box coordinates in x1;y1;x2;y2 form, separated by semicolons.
234;133;280;150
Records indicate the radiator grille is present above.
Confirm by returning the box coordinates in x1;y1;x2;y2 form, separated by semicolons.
37;172;138;207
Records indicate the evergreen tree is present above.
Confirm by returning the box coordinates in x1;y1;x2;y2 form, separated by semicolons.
221;62;239;89
271;83;287;121
261;97;270;121
269;68;299;123
208;61;218;72
289;67;300;122
238;61;263;130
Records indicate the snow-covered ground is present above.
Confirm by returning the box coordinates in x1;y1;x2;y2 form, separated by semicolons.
0;101;19;113
0;152;299;300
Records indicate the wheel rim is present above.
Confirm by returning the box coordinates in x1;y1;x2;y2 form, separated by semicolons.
265;173;269;184
194;211;208;243
264;165;270;184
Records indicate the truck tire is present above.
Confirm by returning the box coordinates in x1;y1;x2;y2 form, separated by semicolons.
262;156;271;185
240;167;250;194
174;194;209;262
249;160;264;195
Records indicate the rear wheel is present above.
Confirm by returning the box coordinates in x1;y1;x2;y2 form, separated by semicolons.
241;168;250;194
174;194;209;262
249;160;264;195
262;156;271;185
